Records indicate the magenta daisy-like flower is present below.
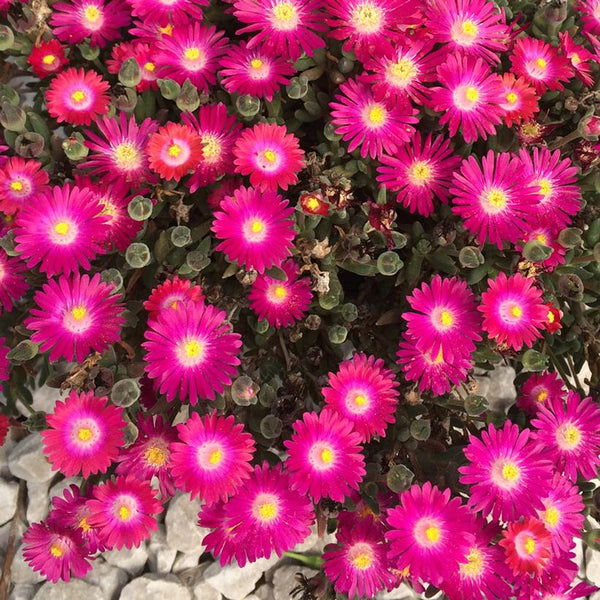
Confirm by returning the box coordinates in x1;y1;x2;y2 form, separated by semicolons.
535;582;598;600
402;275;481;363
397;332;473;396
322;353;399;442
0;250;28;313
577;0;600;34
364;38;441;106
86;475;163;550
0;157;49;215
143;302;242;404
212;186;295;274
500;517;552;576
478;272;547;351
518;147;581;230
498;73;539;128
516;371;565;415
147;122;203;183
330;77;418;160
377;132;461;217
0;339;9;394
49;0;130;47
116;415;178;499
426;0;509;64
233;0;326;62
170;411;255;504
248;259;312;328
82;112;158;186
202;462;314;566
144;276;205;318
510;37;573;94
14;184;108;277
181;104;242;192
386;482;473;585
459;421;553;522
428;54;503;143
46;68;110;126
156;24;229;91
22;521;92;583
326;0;418;61
28;39;69;79
516;225;567;271
559;32;594;87
323;516;396;599
127;0;205;25
531;391;600;482
450;150;542;248
536;474;584;555
233;122;304;192
41;390;126;478
219;42;295;102
284;409;366;502
25;272;125;363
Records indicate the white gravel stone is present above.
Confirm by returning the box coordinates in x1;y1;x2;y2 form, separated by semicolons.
148;525;177;574
119;574;191;600
376;583;420;599
193;581;221;600
474;366;517;413
165;494;209;554
31;386;63;414
254;584;275;600
11;544;45;585
0;434;18;478
272;565;317;600
204;556;280;600
8;434;54;483
587;547;600;587
26;482;49;524
84;559;128;600
171;551;202;574
103;544;148;576
291;524;335;554
0;479;19;525
9;583;39;600
33;580;104;600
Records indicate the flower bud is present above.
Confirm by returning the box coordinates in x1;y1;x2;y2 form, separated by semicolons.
100;268;123;292
0;26;14;51
522;349;549;372
328;325;348;344
386;464;414;493
171;225;191;247
15;132;44;158
522;240;552;263
62;133;89;161
235;94;261;118
0;102;26;132
119;57;142;88
286;76;309;99
158;78;181;100
111;378;141;407
7;340;39;363
231;375;259;406
377;251;403;275
260;415;283;439
558;227;582;248
459;246;485;268
176;79;200;112
128;195;153;221
125;242;151;268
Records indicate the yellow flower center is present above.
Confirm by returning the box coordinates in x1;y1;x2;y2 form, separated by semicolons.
78;517;91;532
544;506;560;527
522;122;541;137
367;105;385;125
560;424;581;448
320;447;334;463
251;220;264;234
524;536;536;554
546;310;554;323
506;91;518;104
42;54;56;65
536;390;548;402
50;544;63;558
352;553;372;570
465;86;479;102
461;20;478;37
10;180;23;191
263;150;277;163
354;394;367;406
71;90;86;103
250;58;263;69
273;2;296;23
84;5;101;22
54;222;70;235
159;24;173;35
425;526;440;542
118;505;131;521
257;501;277;520
351;2;383;32
184;340;202;358
460;548;484;577
409;161;431;183
535;58;547;69
113;143;139;168
145;446;167;466
168;144;182;157
273;285;287;298
510;305;523;318
144;62;156;72
71;306;87;321
184;47;201;61
571;52;581;65
202;135;221;160
209;449;222;464
439;310;453;327
485;189;507;210
77;427;93;441
307;197;321;211
536;233;548;244
389;57;416;83
502;462;520;482
433;348;444;364
538;178;552;198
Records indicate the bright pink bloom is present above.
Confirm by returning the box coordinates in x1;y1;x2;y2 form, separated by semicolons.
322;353;399;442
402;275;481;363
233;0;326;61
219;42;295;101
248;259;312;328
86;476;163;550
0;156;49;215
426;0;508;63
284;409;366;502
534;581;598;600
28;39;69;78
323;516;396;599
478;272;548;351
516;371;565;415
106;42;159;92
510;37;573;94
500;518;552;576
386;482;473;585
42;390;126;478
233;122;304;192
459;421;553;521
45;68;110;126
518;147;581;230
14;185;108;277
25;272;125;363
330;77;418;159
83;113;158;186
143;276;205;318
142;302;242;403
49;0;130;47
170;412;255;504
531;391;600;481
182;104;242;192
22;521;92;583
299;191;329;216
127;0;205;25
212;186;296;274
206;178;244;210
451;150;542;248
201;462;314;566
147;122;203;183
577;0;600;34
498;73;539;127
116;415;178;499
0;250;28;313
429;54;503;143
156;24;229;91
516;225;567;270
559;32;594;86
377;132;461;216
